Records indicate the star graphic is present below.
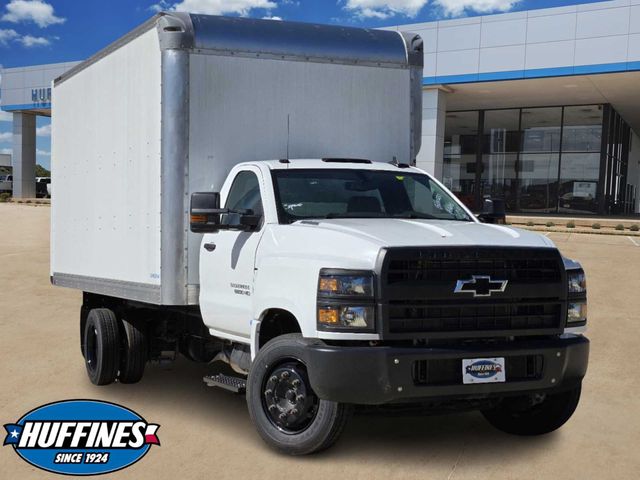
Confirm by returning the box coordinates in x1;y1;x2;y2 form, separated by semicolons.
10;430;19;439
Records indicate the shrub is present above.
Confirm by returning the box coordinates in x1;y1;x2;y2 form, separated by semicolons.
24;199;32;204
567;221;575;229
526;221;535;227
546;221;555;227
0;192;10;203
592;223;601;230
615;224;625;231
631;224;639;232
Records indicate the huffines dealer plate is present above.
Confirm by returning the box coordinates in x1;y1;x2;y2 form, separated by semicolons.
462;357;506;384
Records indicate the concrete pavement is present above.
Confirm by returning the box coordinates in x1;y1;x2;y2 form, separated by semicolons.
1;204;638;480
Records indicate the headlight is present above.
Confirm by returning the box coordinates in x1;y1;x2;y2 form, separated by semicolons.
567;302;587;324
318;273;374;297
566;269;587;325
567;270;586;294
317;270;376;332
318;305;375;329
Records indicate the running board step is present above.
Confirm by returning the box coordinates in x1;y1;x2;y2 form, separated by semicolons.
203;373;247;393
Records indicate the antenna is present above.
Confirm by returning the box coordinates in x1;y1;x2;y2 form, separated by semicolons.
286;114;290;160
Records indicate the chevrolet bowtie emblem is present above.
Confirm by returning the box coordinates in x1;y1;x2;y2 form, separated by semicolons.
454;275;508;297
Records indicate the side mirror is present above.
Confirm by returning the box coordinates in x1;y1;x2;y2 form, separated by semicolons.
239;213;261;230
478;197;506;224
190;192;222;233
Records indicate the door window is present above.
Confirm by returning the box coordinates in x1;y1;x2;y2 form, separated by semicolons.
223;171;263;227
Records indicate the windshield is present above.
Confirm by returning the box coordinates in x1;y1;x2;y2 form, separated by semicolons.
272;169;472;223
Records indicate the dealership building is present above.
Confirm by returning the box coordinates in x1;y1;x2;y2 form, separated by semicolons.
1;0;639;215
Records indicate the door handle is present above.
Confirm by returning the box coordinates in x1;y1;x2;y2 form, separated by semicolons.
204;242;216;252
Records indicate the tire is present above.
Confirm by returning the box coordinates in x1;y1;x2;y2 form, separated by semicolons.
83;309;120;386
482;383;582;436
247;333;352;455
118;316;147;384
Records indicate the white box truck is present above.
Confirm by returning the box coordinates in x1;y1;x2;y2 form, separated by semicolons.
52;13;589;455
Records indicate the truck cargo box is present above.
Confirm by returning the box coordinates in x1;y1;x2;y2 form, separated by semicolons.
51;13;423;305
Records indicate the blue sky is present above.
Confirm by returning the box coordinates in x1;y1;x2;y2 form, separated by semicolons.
0;0;606;170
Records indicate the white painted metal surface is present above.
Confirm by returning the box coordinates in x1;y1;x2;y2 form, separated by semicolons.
51;28;162;292
51;14;421;305
186;53;414;285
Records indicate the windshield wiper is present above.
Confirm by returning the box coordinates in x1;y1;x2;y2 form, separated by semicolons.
391;211;437;219
324;212;387;219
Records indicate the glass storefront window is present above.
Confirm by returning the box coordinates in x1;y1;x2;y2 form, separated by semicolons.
482;109;519;210
558;106;604;214
521;107;562;153
563;105;603;152
443;111;478;209
519;153;560;212
558;153;600;214
519;108;562;211
441;104;630;215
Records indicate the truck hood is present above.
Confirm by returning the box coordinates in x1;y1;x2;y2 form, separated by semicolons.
293;218;555;249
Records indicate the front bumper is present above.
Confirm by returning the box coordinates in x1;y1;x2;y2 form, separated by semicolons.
305;334;589;405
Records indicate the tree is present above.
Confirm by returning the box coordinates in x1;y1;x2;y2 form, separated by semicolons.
35;164;50;177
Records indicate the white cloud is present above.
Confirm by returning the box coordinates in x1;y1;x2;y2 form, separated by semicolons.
0;147;12;155
0;132;12;141
153;0;277;16
344;0;428;18
149;0;170;12
344;0;519;18
0;29;53;48
2;0;65;28
262;15;282;20
0;28;19;45
36;148;50;156
434;0;520;16
18;34;50;47
0;111;12;122
36;124;51;136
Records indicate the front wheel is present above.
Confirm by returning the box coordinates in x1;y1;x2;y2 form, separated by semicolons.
482;383;582;436
246;334;352;455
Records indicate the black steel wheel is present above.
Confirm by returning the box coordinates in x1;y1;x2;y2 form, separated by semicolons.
247;334;352;455
261;359;319;434
83;308;120;385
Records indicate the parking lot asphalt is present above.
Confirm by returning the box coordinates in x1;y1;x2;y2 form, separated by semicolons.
1;204;639;480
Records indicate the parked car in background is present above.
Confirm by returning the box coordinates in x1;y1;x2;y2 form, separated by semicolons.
0;174;12;194
36;177;51;198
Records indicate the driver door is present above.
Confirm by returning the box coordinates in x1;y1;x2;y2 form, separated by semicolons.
199;168;265;340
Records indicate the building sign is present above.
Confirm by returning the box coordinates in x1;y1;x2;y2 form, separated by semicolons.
31;88;51;106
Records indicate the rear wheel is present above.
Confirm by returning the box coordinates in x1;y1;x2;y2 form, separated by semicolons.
118;316;147;384
247;334;352;455
482;384;582;436
83;308;120;385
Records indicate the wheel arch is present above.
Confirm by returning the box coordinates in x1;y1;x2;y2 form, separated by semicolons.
252;308;302;359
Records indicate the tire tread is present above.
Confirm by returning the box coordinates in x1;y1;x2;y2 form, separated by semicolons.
85;308;120;385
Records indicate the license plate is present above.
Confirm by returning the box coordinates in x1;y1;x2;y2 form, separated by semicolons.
462;357;506;384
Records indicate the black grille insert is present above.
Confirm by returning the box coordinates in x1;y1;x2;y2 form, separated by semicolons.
381;247;565;337
413;355;544;386
388;300;561;333
386;247;562;284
